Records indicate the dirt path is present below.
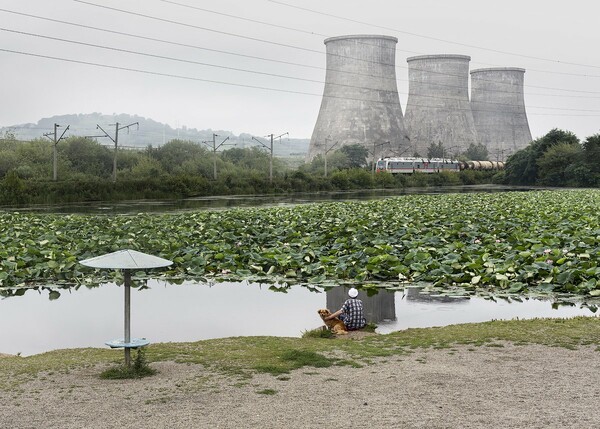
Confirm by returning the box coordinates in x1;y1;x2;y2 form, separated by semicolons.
1;343;599;428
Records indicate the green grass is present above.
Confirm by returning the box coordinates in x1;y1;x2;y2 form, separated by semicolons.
256;388;277;395
99;348;157;380
2;317;600;390
301;328;334;339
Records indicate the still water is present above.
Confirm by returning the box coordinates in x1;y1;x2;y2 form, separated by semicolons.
5;185;530;215
0;281;595;356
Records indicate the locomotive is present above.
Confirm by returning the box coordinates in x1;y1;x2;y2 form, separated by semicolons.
375;157;505;174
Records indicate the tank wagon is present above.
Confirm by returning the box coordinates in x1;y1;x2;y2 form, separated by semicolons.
461;160;505;170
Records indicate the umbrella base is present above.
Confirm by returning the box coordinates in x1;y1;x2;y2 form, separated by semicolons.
105;338;150;349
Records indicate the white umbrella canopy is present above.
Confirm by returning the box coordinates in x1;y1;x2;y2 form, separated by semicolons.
79;249;173;270
80;249;173;366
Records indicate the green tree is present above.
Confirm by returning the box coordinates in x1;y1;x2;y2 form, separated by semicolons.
582;134;600;174
339;144;368;168
536;143;582;186
463;143;489;161
153;140;207;174
221;146;285;175
300;151;353;176
0;170;27;204
1;129;16;141
130;156;166;179
61;137;112;178
426;141;445;158
504;129;579;185
0;149;18;178
12;139;53;179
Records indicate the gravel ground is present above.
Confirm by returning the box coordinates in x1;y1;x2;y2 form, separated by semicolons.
2;343;600;428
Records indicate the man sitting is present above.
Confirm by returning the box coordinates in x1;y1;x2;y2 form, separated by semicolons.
325;288;366;331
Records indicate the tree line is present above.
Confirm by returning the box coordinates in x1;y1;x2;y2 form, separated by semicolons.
0;132;503;205
501;129;600;187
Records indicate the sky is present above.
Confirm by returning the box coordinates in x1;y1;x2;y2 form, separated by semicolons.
1;0;599;141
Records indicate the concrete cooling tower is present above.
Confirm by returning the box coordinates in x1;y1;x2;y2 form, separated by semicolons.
308;35;411;162
404;54;478;157
470;68;532;161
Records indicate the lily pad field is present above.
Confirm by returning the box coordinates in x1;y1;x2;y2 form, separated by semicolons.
0;189;599;300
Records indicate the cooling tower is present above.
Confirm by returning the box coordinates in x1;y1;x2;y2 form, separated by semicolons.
470;68;532;161
404;54;478;157
308;35;411;162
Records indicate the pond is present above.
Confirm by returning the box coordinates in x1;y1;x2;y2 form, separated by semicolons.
4;185;532;214
0;281;595;356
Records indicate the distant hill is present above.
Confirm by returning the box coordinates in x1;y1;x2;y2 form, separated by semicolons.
1;113;309;157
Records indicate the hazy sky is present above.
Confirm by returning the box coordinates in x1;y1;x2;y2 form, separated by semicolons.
1;0;599;141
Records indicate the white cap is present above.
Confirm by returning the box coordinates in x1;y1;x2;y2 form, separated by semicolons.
348;288;359;298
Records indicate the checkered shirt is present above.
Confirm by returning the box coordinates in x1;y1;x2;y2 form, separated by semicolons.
341;298;366;330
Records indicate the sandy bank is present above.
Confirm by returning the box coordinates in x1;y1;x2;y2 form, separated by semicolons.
1;343;599;428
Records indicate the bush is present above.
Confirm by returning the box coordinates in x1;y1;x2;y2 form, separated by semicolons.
330;170;350;189
0;171;27;205
347;169;374;188
99;348;157;379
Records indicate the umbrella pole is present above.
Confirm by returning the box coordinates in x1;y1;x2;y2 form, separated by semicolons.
124;269;131;367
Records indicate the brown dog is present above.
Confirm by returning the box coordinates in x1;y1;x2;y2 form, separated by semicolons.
317;309;348;335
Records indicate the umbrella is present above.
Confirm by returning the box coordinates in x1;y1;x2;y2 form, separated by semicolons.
80;249;173;366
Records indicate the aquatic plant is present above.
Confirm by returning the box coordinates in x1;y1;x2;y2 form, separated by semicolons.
0;190;599;298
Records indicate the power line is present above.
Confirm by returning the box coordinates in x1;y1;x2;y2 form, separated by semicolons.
267;0;600;71
73;0;328;57
2;48;600;116
157;0;423;57
159;0;600;80
2;7;600;97
4;27;600;111
73;1;600;85
1;27;391;92
12;26;600;108
0;8;328;71
159;0;329;40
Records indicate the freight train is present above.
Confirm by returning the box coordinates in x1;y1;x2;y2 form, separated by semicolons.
375;157;505;174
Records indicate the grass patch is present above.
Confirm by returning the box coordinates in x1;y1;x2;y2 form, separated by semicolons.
99;349;157;380
334;359;363;368
255;350;334;375
302;328;334;339
256;389;277;395
280;350;333;368
363;322;378;333
254;364;290;376
99;364;157;380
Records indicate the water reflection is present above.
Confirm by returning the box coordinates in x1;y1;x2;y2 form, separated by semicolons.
0;281;595;356
404;286;470;303
376;288;597;334
326;286;396;324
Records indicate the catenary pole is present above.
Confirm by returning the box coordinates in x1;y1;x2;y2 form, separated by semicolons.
94;121;139;182
323;136;338;178
201;133;233;180
251;131;288;183
43;123;70;181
